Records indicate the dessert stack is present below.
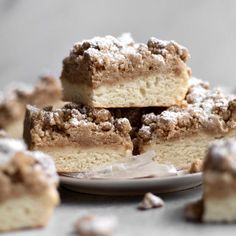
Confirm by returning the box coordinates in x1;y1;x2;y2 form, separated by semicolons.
23;34;236;173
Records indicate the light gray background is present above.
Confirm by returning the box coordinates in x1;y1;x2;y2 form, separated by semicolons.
1;1;236;236
0;0;236;88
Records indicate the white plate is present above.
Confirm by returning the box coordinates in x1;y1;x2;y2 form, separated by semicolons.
60;173;202;196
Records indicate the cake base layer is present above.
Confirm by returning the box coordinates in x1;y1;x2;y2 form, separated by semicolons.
203;171;236;222
0;188;59;232
5;118;24;138
62;73;189;108
203;194;236;222
38;146;132;173
141;131;236;168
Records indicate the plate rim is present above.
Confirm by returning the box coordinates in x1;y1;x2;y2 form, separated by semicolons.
59;172;202;184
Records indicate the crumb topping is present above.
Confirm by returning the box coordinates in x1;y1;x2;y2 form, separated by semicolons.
138;78;236;143
24;103;132;149
204;138;236;175
0;138;58;202
61;34;190;87
0;76;62;128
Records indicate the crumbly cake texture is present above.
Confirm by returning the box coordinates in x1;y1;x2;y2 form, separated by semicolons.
138;78;236;167
0;138;59;232
0;75;62;137
23;103;133;172
61;34;191;108
186;138;236;223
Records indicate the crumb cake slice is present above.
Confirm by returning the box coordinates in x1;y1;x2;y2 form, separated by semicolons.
186;138;236;222
61;34;191;108
137;78;236;168
23;103;133;173
0;75;62;138
0;138;59;232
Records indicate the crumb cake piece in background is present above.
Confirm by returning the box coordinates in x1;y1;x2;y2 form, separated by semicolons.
137;78;236;168
23;103;133;173
61;34;191;108
0;75;62;138
0;138;59;232
186;138;236;222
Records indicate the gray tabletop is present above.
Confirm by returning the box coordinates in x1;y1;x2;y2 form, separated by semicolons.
4;186;236;236
1;1;236;235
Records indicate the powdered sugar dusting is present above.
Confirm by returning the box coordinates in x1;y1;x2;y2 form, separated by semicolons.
0;137;58;184
0;139;26;165
27;150;58;182
205;138;236;172
69;117;80;126
117;32;134;45
69;34;189;75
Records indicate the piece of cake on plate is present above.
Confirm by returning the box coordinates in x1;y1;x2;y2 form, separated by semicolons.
137;78;236;168
0;138;59;232
23;103;133;173
186;138;236;222
0;75;62;138
61;34;191;108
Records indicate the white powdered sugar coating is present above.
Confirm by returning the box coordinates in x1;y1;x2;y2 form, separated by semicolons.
0;139;26;165
69;117;80;126
70;34;188;70
205;138;236;172
0;137;58;184
116;117;129;125
26;150;58;181
117;32;135;45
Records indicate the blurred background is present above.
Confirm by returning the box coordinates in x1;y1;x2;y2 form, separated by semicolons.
0;0;235;88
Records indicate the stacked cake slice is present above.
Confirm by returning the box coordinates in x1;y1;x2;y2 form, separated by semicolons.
24;104;133;172
137;79;236;168
61;35;191;108
23;34;236;173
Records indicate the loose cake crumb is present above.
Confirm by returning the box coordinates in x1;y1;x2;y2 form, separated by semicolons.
189;160;203;173
75;214;117;236
138;192;164;210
